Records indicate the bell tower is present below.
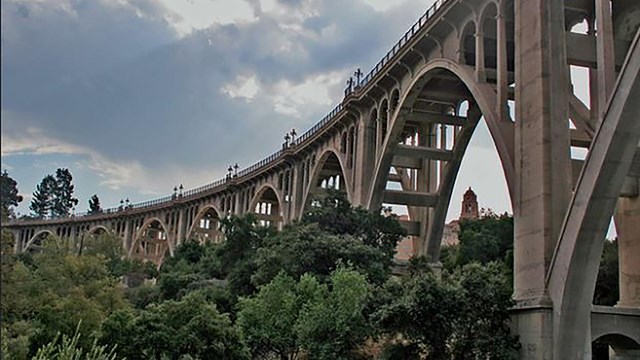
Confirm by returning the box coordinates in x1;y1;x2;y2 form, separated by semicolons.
460;187;479;220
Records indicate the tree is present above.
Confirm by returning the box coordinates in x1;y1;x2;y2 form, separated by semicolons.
0;170;23;221
237;273;310;359
88;195;102;215
253;223;390;286
1;234;129;358
30;175;56;218
456;214;513;268
301;189;406;261
101;292;250;360
447;263;518;359
216;214;274;298
372;263;518;359
238;267;371;360
33;324;120;360
51;168;79;217
296;267;371;360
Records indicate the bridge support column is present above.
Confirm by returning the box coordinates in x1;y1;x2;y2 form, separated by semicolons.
496;8;509;122
513;0;572;358
176;208;187;245
354;113;376;207
475;25;486;82
616;194;640;309
123;219;132;252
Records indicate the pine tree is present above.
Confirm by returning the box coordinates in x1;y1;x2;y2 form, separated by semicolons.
51;168;79;218
30;175;56;219
88;194;102;215
1;170;23;221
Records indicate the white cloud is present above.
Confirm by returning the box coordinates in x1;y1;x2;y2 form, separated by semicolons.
2;127;155;192
221;75;261;102
268;70;343;117
157;0;256;35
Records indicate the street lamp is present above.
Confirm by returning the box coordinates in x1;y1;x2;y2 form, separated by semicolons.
179;184;184;196
354;68;363;85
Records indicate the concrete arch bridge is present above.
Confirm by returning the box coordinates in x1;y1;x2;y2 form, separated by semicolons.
4;0;640;358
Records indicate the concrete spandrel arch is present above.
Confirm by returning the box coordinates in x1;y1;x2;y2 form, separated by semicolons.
593;331;640;349
366;59;515;260
459;20;477;65
87;225;111;236
367;58;515;211
128;217;173;258
249;184;284;227
23;229;55;252
185;204;223;242
301;148;352;215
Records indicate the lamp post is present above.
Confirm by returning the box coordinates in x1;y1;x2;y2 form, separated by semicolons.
290;129;297;144
179;184;183;196
284;133;291;148
354;68;363;85
234;163;239;177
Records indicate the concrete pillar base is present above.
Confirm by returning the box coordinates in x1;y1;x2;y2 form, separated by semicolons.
511;305;554;360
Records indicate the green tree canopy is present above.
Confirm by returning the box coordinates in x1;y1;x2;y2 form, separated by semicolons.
253;223;390;286
372;262;518;359
88;194;102;215
238;267;371;360
1;170;23;221
1;234;129;358
51;168;79;217
301;189;406;261
100;292;249;360
29;169;80;219
30;175;56;219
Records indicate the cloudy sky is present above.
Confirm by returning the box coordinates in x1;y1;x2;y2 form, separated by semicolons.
1;0;514;221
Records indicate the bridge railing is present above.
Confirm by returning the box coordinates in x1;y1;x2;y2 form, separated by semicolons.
356;0;447;90
8;0;450;226
294;104;344;145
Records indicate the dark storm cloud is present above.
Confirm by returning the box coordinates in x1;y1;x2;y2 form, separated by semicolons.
2;0;426;181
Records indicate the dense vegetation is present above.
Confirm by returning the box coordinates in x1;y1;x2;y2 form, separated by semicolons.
0;185;619;359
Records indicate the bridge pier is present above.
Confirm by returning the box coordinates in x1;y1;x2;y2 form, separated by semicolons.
513;0;573;358
616;195;640;309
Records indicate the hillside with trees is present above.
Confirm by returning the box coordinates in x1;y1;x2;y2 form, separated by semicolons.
1;188;620;359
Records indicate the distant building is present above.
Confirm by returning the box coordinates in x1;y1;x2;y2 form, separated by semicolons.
394;187;480;260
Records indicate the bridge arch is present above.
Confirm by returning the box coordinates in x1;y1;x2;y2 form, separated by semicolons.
301;148;352;216
186;204;223;244
367;58;515;259
249;184;284;228
459;20;476;66
128;217;173;264
23;229;55;252
479;2;498;74
87;225;111;236
592;333;640;359
371;108;380;151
